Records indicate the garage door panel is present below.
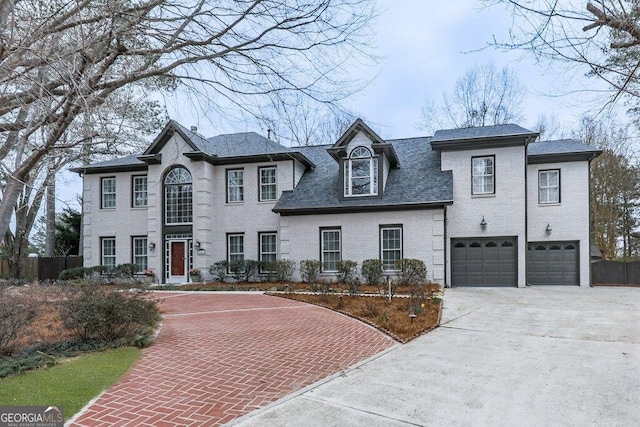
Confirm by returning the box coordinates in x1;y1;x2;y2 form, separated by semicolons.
527;241;579;286
451;237;517;287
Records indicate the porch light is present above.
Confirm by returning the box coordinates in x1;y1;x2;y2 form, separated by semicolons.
480;216;487;231
148;242;156;251
546;224;552;236
195;239;201;249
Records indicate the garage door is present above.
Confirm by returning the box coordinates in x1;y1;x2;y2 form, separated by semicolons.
527;242;579;285
451;237;517;286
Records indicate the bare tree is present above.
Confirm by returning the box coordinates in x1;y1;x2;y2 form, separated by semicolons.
0;0;377;243
487;1;640;108
532;113;565;140
575;115;640;259
257;93;356;145
421;63;525;133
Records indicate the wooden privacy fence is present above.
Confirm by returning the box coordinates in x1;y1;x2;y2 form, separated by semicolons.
0;256;83;281
592;260;640;285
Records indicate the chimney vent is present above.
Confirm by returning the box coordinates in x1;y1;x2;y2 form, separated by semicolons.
267;129;271;139
190;126;197;132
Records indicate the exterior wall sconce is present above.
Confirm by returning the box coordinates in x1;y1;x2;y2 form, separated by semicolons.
195;239;201;249
480;216;487;231
148;242;156;251
545;224;552;236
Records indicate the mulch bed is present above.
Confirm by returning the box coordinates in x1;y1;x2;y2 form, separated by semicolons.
269;290;442;343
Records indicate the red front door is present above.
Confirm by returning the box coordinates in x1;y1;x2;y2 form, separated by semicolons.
171;242;185;276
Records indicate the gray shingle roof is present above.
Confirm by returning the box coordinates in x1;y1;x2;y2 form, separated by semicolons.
273;137;453;213
69;154;146;173
527;139;600;155
432;124;536;142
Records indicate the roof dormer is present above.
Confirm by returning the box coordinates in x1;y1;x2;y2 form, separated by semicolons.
326;119;399;200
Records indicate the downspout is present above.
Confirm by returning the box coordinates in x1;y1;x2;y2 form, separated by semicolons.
588;155;594;287
444;205;449;287
524;137;531;287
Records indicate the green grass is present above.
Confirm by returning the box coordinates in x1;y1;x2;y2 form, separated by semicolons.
0;347;141;420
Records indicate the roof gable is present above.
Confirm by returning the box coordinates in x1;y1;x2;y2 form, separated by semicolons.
326;118;399;167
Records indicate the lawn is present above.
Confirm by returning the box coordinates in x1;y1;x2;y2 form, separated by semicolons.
0;347;141;421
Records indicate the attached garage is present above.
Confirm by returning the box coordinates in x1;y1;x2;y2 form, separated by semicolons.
451;237;517;286
527;241;579;285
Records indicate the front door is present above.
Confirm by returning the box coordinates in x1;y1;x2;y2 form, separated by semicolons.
168;240;188;283
171;241;185;275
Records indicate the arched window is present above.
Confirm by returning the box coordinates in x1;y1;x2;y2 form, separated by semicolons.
344;146;378;196
164;167;193;224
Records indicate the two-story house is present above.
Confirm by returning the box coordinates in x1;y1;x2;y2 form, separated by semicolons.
71;118;600;287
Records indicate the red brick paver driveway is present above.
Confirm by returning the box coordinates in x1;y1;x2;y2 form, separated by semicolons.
70;292;394;426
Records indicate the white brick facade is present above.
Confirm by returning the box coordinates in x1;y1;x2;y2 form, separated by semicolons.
280;210;446;282
441;146;528;287
78;121;597;287
527;161;591;286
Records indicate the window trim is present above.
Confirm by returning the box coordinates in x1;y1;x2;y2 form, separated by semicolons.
319;227;341;272
471;155;495;195
100;176;116;209
163;166;193;225
131;175;148;208
258;166;277;202
343;146;379;198
100;237;116;268
258;231;278;273
380;225;403;271
226;233;245;270
226;168;245;203
131;236;148;273
538;169;561;204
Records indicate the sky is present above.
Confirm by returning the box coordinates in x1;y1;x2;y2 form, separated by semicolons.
57;0;615;210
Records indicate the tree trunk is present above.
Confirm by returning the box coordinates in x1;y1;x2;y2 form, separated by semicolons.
45;169;56;256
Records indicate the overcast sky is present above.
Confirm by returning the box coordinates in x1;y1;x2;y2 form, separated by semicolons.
58;1;612;210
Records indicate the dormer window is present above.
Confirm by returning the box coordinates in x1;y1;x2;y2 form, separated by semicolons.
344;146;378;197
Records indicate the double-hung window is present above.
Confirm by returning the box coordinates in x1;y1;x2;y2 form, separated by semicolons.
228;234;244;265
132;237;148;272
101;177;116;209
472;156;495;195
381;226;402;271
259;232;277;272
132;175;148;207
321;228;341;272
259;166;277;201
101;237;116;269
539;169;560;204
164;167;192;224
227;169;244;203
344;146;378;197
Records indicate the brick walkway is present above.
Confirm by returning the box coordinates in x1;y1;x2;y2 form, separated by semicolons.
69;292;394;426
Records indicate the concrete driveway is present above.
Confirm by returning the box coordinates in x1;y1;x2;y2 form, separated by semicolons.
232;287;640;426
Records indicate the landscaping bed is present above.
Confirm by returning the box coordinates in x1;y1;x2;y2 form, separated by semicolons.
270;285;442;343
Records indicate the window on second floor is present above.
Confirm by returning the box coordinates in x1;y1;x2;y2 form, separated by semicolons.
227;169;244;203
344;146;378;197
132;175;148;207
259;166;277;201
164;167;192;224
101;177;116;209
472;156;495;195
539;169;560;204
